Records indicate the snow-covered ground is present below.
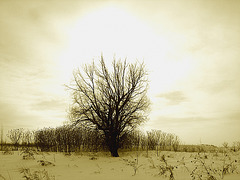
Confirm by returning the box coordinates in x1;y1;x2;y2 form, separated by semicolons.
0;150;240;180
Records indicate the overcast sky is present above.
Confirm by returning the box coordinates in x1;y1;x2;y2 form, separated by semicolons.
0;0;240;146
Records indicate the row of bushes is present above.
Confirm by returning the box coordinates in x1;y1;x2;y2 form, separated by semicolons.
4;125;181;152
3;126;240;153
35;125;105;152
34;126;181;152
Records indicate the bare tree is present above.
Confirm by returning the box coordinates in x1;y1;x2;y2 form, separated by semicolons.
172;135;180;152
7;128;23;149
68;56;150;157
22;130;35;146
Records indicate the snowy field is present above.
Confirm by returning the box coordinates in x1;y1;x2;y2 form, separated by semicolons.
0;150;240;180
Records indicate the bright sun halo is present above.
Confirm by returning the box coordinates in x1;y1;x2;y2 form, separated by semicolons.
59;5;167;72
57;5;192;96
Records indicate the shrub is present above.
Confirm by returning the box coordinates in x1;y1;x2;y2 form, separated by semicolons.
158;155;176;180
20;167;55;180
20;148;36;160
37;160;55;167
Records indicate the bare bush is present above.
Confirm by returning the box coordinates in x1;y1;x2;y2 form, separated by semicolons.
37;160;55;167
123;156;142;176
158;155;176;180
22;130;35;146
7;128;23;150
20;147;36;160
20;167;54;180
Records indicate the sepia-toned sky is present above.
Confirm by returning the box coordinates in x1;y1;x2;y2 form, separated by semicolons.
0;0;240;146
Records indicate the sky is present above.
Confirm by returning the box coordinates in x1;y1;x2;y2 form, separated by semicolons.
0;0;240;146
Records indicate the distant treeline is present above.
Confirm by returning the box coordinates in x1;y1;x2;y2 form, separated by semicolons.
1;125;181;153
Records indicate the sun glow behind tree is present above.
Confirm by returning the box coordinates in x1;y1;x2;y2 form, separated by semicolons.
56;4;195;134
57;5;188;84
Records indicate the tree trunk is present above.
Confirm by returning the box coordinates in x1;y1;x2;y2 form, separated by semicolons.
110;145;119;157
105;132;119;157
